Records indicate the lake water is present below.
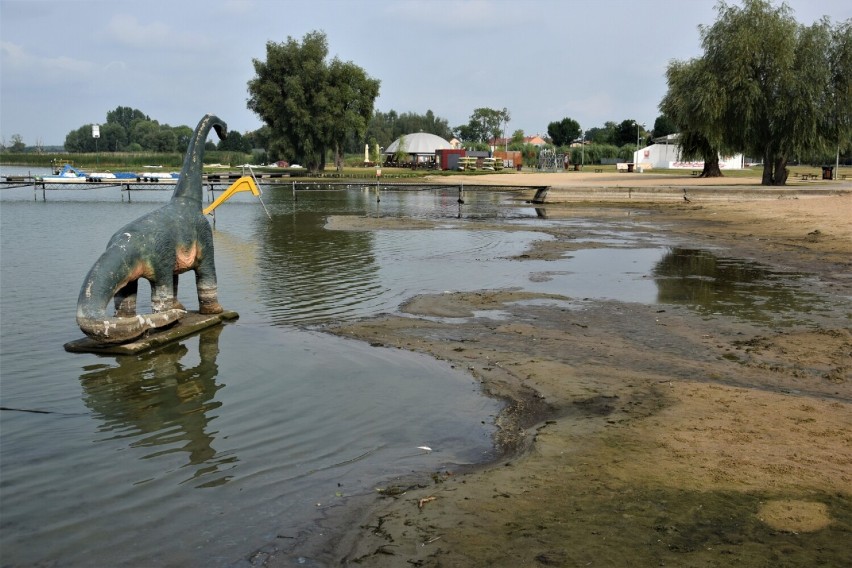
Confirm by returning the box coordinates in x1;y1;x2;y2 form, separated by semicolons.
1;166;843;566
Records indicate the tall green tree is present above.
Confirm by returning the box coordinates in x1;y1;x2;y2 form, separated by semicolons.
367;109;453;150
613;119;643;148
247;30;380;173
218;130;252;153
8;134;26;152
64;126;95;152
106;106;148;134
454;107;510;143
245;125;273;153
326;57;380;170
660;58;729;176
98;123;127;153
696;0;850;185
822;19;852;168
172;125;194;153
652;114;678;139
129;120;161;151
547;117;581;147
366;110;398;149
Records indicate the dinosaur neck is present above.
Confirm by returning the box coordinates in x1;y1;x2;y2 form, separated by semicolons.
172;114;222;202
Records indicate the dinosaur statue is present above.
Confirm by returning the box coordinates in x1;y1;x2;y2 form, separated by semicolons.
76;114;227;344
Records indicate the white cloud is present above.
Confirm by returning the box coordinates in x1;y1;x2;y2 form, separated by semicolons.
1;41;97;77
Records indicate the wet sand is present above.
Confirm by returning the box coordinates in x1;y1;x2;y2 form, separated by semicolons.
271;173;852;566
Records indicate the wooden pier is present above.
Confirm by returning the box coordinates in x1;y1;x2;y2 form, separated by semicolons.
0;173;520;199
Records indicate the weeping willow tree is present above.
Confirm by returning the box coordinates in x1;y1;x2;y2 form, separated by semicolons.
825;20;852;173
660;58;730;177
661;0;852;185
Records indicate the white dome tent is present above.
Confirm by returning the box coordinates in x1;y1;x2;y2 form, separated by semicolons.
384;132;453;167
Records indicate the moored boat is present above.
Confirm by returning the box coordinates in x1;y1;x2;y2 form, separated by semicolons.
38;164;88;183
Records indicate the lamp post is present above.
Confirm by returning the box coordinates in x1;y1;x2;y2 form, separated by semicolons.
581;130;585;168
634;122;644;167
635;122;639;163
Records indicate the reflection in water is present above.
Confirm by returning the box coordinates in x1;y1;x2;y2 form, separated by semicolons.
257;209;384;325
653;248;827;325
79;325;236;487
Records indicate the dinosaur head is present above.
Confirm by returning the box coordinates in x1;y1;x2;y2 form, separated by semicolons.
172;114;228;203
213;120;228;142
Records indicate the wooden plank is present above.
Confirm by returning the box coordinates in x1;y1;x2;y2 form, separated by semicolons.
64;310;239;355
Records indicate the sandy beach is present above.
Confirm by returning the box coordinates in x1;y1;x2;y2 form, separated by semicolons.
271;172;851;567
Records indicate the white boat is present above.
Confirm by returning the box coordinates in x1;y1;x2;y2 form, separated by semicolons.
38;164;88;183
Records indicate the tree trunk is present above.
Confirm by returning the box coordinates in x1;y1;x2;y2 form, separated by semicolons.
771;156;788;185
334;142;343;172
700;154;723;177
760;153;789;186
761;148;775;185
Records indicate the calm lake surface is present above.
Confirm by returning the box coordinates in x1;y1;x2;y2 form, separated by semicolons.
1;167;843;566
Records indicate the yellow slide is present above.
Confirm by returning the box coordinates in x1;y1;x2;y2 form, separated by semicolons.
203;176;262;215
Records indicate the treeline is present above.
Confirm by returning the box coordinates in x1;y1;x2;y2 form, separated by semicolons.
43;104;659;164
61;106;264;156
364;109;453;150
0;150;254;169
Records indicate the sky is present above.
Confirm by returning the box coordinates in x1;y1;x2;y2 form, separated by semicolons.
1;0;850;147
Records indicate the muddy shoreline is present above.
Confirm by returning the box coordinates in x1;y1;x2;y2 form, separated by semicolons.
263;181;851;567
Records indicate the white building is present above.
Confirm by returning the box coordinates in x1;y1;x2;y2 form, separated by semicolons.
633;134;743;170
384;132;454;165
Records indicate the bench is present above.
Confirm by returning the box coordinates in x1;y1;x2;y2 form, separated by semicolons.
594;168;603;173
692;170;699;176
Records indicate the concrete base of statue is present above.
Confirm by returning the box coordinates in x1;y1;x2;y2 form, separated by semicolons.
65;311;239;355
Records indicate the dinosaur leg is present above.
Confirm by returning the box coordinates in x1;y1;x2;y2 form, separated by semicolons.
172;274;186;311
139;277;184;332
151;280;176;313
114;280;138;317
194;246;223;315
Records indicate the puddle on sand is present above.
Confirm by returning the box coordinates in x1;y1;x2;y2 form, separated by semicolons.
517;244;844;327
651;248;842;326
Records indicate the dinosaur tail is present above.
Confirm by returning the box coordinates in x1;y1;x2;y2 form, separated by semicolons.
76;249;183;344
77;310;184;344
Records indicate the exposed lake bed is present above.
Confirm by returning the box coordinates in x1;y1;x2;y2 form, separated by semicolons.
311;188;852;567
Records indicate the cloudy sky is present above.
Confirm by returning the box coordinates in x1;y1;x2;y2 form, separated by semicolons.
1;0;849;146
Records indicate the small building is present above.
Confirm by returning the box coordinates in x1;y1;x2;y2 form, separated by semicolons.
435;148;466;170
633;134;743;170
384;132;454;167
